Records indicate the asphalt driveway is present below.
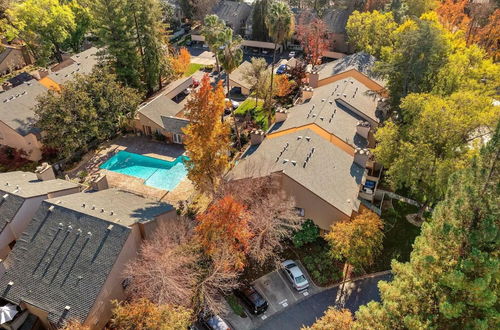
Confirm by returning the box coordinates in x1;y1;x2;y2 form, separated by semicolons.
256;272;392;330
226;261;320;329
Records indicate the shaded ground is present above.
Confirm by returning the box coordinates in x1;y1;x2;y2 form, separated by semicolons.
370;199;421;272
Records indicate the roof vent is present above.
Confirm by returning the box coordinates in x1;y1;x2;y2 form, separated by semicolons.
64;306;71;311
87;231;92;237
2;194;8;199
320;117;324;121
321;99;326;102
305;136;311;141
77;228;82;235
67;225;73;232
82;203;86;208
343;94;347;98
329;100;333;104
107;224;114;231
100;208;105;213
58;223;64;229
283;159;289;163
291;160;297;166
110;211;114;216
91;205;96;210
297;136;302;140
48;205;55;212
7;281;13;287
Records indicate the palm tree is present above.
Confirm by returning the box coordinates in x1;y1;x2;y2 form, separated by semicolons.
217;27;243;149
264;1;295;126
201;14;225;73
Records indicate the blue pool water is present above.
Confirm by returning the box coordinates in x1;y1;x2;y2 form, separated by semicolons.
100;151;189;191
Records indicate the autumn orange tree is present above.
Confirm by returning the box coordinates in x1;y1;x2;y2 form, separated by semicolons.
325;209;384;272
274;74;295;98
296;17;331;66
182;74;231;195
59;319;89;330
171;47;191;77
195;195;253;270
110;298;193;330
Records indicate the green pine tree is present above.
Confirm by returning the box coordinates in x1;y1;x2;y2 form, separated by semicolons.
355;124;500;329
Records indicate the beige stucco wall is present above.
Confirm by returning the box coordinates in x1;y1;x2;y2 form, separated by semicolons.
279;173;351;231
0;48;29;74
0;120;43;161
134;114;185;144
84;225;142;330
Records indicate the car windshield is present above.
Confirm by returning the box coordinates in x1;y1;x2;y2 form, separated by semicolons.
295;275;307;283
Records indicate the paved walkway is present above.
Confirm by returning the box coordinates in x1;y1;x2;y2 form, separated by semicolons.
256;272;392;330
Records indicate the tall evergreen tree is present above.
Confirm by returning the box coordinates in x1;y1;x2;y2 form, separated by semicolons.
355;125;500;329
93;0;168;94
252;0;269;42
93;0;143;89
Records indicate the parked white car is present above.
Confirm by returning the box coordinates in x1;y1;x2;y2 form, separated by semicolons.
282;260;309;291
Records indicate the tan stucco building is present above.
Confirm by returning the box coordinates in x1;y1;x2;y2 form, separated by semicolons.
0;188;176;329
229;53;386;230
0;166;80;259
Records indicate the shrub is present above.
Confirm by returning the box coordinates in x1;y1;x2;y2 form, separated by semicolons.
293;219;320;247
226;294;246;318
302;246;342;286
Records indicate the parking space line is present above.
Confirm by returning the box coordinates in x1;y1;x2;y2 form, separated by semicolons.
254;281;278;313
277;270;299;302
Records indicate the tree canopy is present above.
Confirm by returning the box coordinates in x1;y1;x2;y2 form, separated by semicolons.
35;68;141;159
355;125;500;329
325;209;384;270
182;75;231;195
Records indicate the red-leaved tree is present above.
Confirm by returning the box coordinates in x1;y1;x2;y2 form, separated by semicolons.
296;17;331;66
195;196;253;271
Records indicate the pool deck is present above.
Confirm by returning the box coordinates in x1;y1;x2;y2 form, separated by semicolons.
69;135;195;205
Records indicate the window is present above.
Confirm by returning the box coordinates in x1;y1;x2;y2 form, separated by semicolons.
173;133;182;144
295;207;305;217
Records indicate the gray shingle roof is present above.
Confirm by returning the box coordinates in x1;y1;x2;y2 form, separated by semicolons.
296;8;351;34
46;188;174;227
0;189;174;325
229;61;252;90
0;80;47;135
230;129;363;216
213;1;252;33
161;116;189;135
46;47;100;85
270;77;381;144
0;193;24;235
0;171;80;231
316;52;381;83
138;95;183;128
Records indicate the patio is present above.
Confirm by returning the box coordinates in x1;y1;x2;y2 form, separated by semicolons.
67;135;194;204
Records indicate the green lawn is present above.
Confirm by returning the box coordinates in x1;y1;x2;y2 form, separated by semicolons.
371;199;422;272
184;63;204;76
235;99;268;130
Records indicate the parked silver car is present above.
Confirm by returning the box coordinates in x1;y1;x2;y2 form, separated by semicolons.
282;260;309;291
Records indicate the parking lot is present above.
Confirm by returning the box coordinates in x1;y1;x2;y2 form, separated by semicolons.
226;261;322;330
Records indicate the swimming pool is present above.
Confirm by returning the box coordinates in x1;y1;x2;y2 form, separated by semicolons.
100;151;189;191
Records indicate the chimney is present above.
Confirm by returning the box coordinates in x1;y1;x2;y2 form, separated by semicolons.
309;70;319;88
356;121;371;139
35;163;56;181
2;82;12;91
29;68;49;80
91;174;109;191
275;108;288;123
250;129;266;145
354;148;371;167
300;86;314;103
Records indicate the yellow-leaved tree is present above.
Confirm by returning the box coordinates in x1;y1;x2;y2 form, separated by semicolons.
182;74;231;195
110;298;193;330
325;209;384;273
302;308;354;330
